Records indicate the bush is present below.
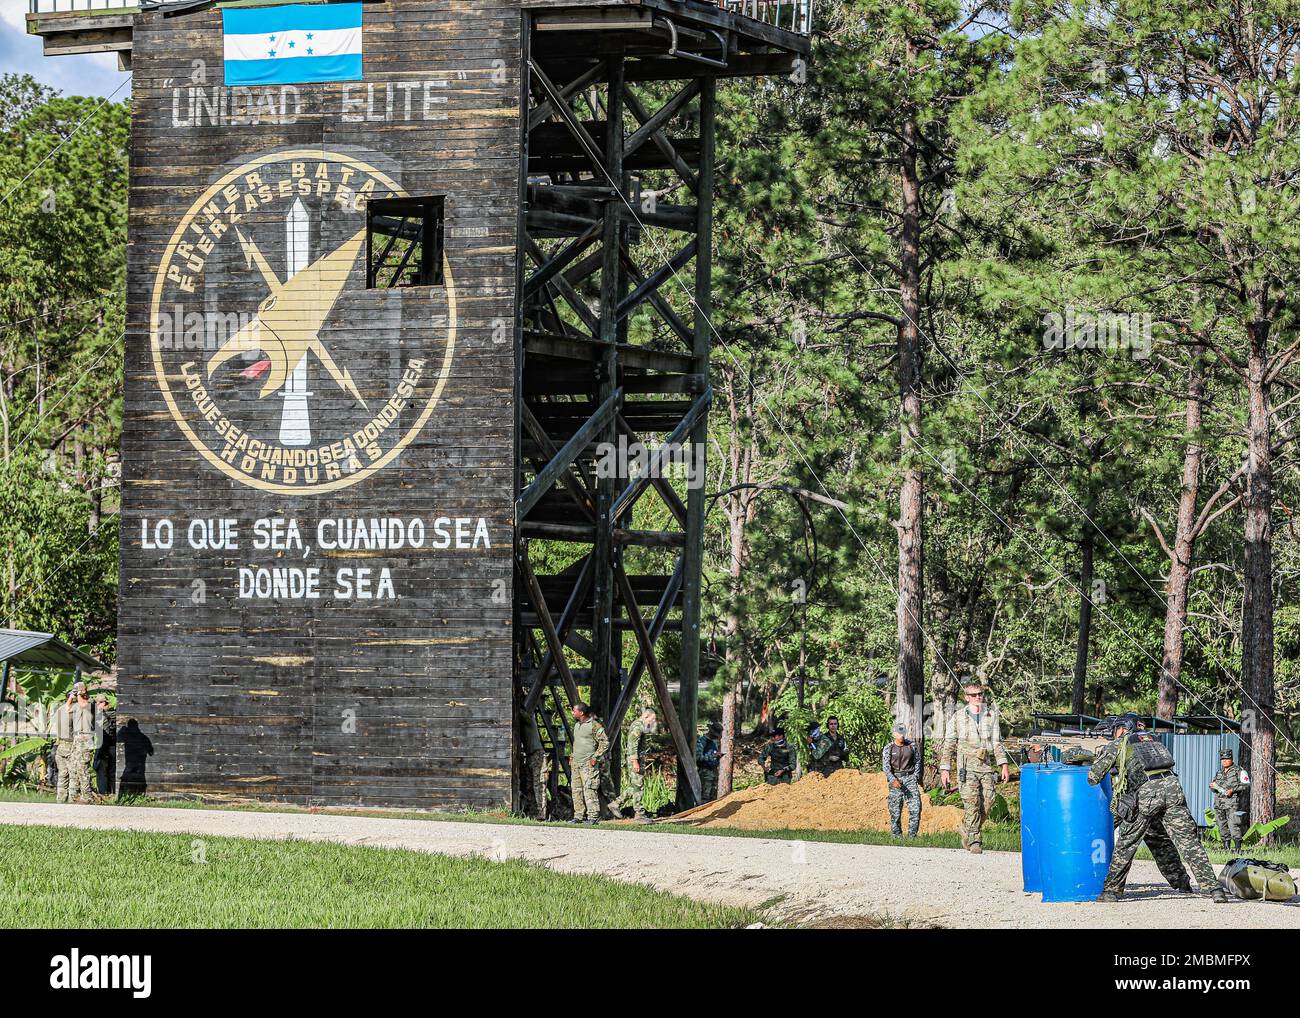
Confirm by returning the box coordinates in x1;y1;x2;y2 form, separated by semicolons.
772;678;892;771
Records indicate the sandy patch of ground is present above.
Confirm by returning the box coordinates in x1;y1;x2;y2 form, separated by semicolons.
672;769;963;833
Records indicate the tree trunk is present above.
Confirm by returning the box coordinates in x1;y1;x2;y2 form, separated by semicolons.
1072;520;1094;717
718;688;737;797
895;98;926;755
1158;353;1206;720
1242;319;1276;836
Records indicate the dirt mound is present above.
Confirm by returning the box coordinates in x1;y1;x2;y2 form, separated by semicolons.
669;769;965;834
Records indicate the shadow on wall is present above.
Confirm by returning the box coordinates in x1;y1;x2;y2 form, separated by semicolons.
117;718;154;798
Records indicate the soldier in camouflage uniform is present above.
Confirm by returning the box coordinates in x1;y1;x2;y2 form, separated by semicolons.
623;706;658;821
519;705;548;820
51;683;96;805
806;717;847;780
883;723;923;838
759;727;795;784
568;701;609;824
940;681;1009;853
695;720;722;801
1210;747;1247;852
1088;714;1226;903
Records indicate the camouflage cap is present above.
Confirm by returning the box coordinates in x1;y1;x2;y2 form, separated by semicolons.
1220;747;1234;761
707;720;722;735
1116;712;1139;733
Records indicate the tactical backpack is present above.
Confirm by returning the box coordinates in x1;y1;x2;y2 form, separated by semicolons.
1220;858;1297;902
1128;733;1176;772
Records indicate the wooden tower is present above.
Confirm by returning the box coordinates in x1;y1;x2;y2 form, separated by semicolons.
28;0;810;811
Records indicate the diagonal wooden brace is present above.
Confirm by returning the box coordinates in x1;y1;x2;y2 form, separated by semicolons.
615;561;701;802
517;387;623;520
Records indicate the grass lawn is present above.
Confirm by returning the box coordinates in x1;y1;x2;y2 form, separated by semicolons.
0;823;760;928
5;785;1296;869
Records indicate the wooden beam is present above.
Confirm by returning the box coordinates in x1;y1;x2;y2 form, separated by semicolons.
625;79;701;158
616;237;696;321
528;59;605;132
516;388;622;520
523;222;600;299
622;87;698;193
608;554;684;733
615;562;701;801
520;403;597;519
525;331;695;374
616;415;689;526
677;75;716;807
523;554;597;714
521;521;686;547
609;389;710;520
530;58;606;175
519;548;584;710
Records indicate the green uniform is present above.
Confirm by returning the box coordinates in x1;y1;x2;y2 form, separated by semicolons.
1088;734;1218;898
569;717;609;821
812;732;849;776
520;708;548;820
52;701;95;804
941;706;1007;850
1210;762;1247;848
623;716;652;816
695;734;720;801
759;738;795;784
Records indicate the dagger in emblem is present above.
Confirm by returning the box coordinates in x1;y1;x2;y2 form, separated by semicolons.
280;198;312;447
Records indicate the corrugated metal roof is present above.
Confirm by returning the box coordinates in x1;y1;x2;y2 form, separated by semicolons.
0;628;104;672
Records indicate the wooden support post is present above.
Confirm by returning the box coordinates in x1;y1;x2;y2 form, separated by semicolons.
590;52;625;727
676;75;715;808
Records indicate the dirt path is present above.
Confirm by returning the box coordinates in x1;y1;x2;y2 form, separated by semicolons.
2;802;1295;928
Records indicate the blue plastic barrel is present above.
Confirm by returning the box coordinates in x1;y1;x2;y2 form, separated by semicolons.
1019;763;1043;893
1036;765;1113;903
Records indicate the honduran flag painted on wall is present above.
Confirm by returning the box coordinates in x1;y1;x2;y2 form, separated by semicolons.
223;2;362;86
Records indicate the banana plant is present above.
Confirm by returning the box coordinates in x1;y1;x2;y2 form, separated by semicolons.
1243;815;1291;846
0;736;51;781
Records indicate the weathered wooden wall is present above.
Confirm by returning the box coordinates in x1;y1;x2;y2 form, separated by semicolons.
119;0;521;807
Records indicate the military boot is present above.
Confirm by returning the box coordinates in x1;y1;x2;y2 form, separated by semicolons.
1231;839;1242;854
1212;888;1228;904
1097;890;1122;903
968;843;983;855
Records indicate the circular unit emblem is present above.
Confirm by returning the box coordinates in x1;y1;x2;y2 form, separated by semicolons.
149;148;456;494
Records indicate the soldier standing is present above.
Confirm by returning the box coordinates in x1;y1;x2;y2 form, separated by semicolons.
93;695;117;796
811;717;852;780
1088;714;1227;903
883;722;923;838
940;680;1009;854
1210;747;1248;853
695;720;722;801
568;701;609;825
759;727;795;784
50;682;95;805
519;705;548;820
623;706;658;822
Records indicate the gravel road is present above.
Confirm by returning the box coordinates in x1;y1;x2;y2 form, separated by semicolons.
3;802;1296;928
